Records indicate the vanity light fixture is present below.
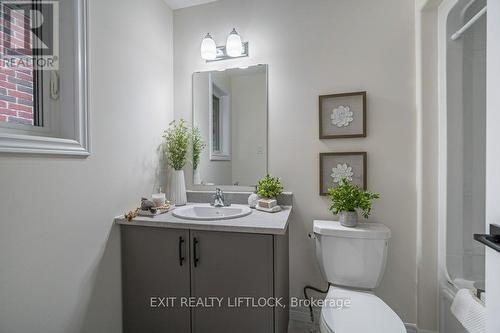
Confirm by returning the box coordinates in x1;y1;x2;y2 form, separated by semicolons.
200;33;217;60
226;28;243;57
200;28;249;62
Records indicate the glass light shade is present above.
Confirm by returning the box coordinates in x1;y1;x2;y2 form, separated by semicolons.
226;28;242;57
200;33;217;60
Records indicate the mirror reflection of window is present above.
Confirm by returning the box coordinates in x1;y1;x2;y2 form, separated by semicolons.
209;80;230;161
212;95;221;153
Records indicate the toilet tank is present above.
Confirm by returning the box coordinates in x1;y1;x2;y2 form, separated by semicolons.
313;220;391;289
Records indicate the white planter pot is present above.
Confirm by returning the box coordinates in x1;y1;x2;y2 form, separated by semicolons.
339;211;358;227
170;169;187;206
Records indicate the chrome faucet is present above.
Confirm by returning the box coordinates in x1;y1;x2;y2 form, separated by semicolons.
212;188;229;207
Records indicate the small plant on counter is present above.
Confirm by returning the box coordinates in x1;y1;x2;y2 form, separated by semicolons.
256;174;284;199
328;178;379;227
192;127;205;171
163;119;190;170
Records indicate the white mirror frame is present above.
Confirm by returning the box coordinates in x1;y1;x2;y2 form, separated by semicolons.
0;0;89;156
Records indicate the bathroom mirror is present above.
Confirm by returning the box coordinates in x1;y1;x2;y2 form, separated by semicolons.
0;0;89;155
192;64;268;187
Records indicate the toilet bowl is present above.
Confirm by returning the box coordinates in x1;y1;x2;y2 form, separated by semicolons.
319;287;406;333
313;220;405;333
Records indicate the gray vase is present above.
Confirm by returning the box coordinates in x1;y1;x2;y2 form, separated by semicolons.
339;211;358;227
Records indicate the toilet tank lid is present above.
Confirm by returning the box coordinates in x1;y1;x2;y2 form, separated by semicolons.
313;220;391;240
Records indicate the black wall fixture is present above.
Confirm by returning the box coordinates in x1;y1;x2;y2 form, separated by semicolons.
474;224;500;253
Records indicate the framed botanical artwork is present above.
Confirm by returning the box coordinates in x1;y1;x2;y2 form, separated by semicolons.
319;91;366;139
319;152;367;196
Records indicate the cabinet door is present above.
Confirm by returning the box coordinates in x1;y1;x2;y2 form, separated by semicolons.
121;226;190;333
191;230;274;333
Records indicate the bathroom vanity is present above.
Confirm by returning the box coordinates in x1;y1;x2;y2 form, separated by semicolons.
115;64;288;333
115;193;291;333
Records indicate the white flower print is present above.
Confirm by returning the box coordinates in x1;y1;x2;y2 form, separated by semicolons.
331;105;354;127
331;163;354;183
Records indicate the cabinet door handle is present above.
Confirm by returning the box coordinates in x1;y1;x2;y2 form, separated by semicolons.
193;237;200;267
178;236;185;266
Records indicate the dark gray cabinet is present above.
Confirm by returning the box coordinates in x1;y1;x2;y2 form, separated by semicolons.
190;231;274;333
121;226;191;333
121;226;289;333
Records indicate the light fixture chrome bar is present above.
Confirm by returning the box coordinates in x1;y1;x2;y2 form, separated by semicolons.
451;6;486;41
206;42;249;62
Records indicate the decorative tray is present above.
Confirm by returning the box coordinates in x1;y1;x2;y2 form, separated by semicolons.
137;205;173;217
124;203;173;221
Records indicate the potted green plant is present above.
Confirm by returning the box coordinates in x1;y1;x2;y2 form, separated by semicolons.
256;175;284;209
192;127;205;185
328;178;380;227
163;119;190;206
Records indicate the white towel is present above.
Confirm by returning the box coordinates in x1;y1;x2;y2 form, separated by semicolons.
450;289;486;333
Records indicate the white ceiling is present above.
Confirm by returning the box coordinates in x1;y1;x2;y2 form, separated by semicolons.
163;0;219;10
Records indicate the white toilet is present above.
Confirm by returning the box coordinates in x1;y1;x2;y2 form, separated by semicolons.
313;220;406;333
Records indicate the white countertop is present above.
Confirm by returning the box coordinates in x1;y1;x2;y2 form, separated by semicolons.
115;203;292;235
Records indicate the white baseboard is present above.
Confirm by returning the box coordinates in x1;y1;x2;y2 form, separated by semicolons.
405;323;418;333
404;323;438;333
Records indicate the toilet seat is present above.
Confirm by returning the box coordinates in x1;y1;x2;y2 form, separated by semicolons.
320;287;406;333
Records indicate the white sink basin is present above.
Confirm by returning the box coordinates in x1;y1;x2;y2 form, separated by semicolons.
172;204;252;221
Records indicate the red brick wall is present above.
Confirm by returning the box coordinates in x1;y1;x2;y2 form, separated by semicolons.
0;8;35;125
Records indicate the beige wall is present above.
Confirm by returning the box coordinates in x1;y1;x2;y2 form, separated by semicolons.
416;1;440;330
174;0;417;323
0;0;174;332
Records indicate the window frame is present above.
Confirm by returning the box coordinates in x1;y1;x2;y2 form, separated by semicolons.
0;0;89;156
